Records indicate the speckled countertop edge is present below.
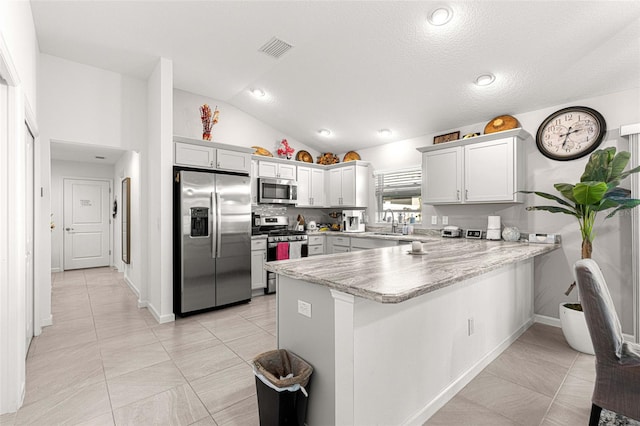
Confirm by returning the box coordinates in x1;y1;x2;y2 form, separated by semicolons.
265;238;559;303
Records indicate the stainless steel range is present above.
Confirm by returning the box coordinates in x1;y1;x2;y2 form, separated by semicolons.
252;214;308;293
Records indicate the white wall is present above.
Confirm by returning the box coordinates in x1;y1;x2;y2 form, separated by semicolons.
50;160;116;272
0;0;40;414
144;57;174;323
174;89;321;160
114;151;142;301
355;88;640;334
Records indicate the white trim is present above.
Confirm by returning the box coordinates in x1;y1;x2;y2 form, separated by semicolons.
50;267;62;273
330;290;355;426
146;302;174;324
40;315;52;328
534;314;561;328
622;124;640;344
0;34;20;87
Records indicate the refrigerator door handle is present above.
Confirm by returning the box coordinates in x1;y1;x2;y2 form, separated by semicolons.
216;192;222;258
211;191;217;259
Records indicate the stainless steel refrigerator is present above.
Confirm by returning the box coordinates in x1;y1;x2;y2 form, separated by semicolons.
173;168;251;316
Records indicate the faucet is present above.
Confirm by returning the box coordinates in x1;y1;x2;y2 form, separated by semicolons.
384;209;397;233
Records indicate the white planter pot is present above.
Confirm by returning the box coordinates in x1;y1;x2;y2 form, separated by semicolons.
559;302;595;355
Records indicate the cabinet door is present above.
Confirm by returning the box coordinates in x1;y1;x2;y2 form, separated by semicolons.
423;147;462;204
340;166;356;206
310;168;326;206
296;166;312;207
175;142;215;168
308;245;325;256
251;249;267;290
465;138;514;202
251;160;258;206
333;246;350;253
328;169;343;206
217;149;250;173
278;163;297;180
258;161;278;178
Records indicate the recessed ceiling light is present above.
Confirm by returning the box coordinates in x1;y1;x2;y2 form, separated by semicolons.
250;88;266;98
475;73;496;86
428;6;453;26
318;129;332;137
378;129;393;137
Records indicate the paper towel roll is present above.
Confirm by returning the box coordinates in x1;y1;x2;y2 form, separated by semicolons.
488;216;501;230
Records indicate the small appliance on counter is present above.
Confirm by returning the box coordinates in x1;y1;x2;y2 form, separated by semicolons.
486;215;502;240
306;221;317;231
342;210;365;233
441;225;461;238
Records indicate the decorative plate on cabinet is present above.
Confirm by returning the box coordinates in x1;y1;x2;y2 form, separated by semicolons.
251;146;273;157
296;150;313;163
484;115;519;134
343;151;361;162
317;153;339;165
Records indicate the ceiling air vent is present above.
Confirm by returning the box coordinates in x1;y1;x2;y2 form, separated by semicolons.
258;37;293;59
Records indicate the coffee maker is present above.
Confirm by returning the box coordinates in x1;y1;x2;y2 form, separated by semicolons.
342;210;365;233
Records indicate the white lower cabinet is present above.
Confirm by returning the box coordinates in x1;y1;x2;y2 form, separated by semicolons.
350;237;398;251
251;239;267;290
327;236;350;254
308;235;325;256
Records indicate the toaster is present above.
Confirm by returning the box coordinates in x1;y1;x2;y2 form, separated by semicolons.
441;226;461;238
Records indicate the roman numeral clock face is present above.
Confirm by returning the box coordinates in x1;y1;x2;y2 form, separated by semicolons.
536;106;607;161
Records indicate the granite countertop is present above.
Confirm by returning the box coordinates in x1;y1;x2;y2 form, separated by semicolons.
265;238;559;303
306;230;441;242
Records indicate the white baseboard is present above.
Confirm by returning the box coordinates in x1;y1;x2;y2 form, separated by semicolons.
124;276;140;298
40;315;53;328
535;314;636;345
146;302;175;324
405;319;534;425
534;314;561;328
50;267;61;273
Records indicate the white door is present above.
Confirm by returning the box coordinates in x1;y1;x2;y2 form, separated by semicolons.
423;147;463;204
25;124;34;354
63;179;111;270
464;138;514;202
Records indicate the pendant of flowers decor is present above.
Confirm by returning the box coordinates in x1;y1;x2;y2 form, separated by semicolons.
199;104;219;141
277;139;295;159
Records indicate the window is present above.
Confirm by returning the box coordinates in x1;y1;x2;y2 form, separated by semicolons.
375;167;422;223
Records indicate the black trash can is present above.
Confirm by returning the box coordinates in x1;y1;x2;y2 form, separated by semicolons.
252;349;313;426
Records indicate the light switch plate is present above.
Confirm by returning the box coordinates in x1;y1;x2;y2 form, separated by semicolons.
442;216;449;225
431;215;438;225
297;300;312;318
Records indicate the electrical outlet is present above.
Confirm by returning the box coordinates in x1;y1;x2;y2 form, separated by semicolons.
468;318;474;336
442;216;449;225
431;215;438;225
298;300;312;318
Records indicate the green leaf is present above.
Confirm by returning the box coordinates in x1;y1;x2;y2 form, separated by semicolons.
554;183;576;203
605;199;640;218
526;205;578;216
581;148;616;182
610;151;630;180
619;164;640;181
520;190;574;208
573;181;608;205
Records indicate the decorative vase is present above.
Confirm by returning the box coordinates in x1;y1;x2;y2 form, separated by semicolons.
559;302;595;355
203;131;211;141
501;226;520;242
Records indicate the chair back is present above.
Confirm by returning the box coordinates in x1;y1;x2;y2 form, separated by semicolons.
574;259;624;361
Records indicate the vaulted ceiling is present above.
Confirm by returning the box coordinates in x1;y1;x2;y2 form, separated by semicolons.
32;1;640;153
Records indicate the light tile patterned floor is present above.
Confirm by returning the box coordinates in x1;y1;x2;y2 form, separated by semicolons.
1;267;597;425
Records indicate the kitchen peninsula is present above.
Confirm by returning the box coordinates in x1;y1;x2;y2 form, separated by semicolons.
265;237;559;425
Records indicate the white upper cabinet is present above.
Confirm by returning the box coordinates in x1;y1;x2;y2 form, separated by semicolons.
418;129;528;205
251;160;258;206
422;146;462;204
175;142;216;169
258;160;297;180
328;163;369;207
217;149;251;173
174;136;253;174
297;166;326;207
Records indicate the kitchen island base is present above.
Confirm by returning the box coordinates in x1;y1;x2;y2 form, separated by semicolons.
277;259;534;425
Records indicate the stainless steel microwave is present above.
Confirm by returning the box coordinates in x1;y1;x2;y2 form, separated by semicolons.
258;178;297;204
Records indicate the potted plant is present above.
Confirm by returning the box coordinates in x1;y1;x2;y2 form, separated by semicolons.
521;147;640;354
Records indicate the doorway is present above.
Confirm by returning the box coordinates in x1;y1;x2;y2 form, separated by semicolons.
25;123;35;354
62;178;111;270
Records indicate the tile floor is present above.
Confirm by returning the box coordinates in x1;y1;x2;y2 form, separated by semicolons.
0;267;597;425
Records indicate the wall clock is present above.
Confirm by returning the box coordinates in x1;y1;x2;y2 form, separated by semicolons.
535;106;606;161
